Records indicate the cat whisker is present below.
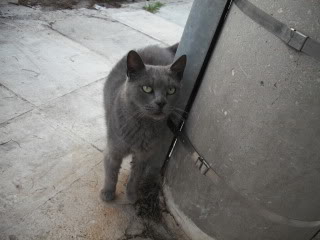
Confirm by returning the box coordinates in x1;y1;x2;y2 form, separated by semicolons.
167;106;189;115
171;109;188;119
173;107;189;114
170;111;187;121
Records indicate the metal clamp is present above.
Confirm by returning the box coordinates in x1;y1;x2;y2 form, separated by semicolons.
195;156;211;175
287;28;308;51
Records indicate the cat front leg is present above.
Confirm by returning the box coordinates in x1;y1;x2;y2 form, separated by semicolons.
126;155;145;203
100;149;123;202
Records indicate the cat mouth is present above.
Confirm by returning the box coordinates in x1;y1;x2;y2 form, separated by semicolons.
144;107;167;119
151;111;167;119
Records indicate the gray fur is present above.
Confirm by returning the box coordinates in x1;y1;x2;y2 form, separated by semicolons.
101;44;186;203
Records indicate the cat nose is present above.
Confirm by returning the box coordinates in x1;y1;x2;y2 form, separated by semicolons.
155;100;166;109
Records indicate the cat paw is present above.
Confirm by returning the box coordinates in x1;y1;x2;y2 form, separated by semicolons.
126;191;138;204
100;189;115;202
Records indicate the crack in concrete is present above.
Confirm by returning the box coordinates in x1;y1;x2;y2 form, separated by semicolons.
0;139;21;148
0;83;35;107
0;109;34;127
44;11;167;59
107;16;169;47
44;22;113;62
81;10;169;46
46;76;107;105
21;68;40;77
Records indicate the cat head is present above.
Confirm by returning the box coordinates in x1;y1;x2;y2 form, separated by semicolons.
125;50;187;120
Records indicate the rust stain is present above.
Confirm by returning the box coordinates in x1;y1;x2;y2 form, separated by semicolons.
82;171;132;240
83;205;128;240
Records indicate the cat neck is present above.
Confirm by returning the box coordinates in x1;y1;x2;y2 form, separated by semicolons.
113;100;167;150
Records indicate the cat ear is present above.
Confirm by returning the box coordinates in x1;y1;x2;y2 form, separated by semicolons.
170;55;187;80
127;50;145;76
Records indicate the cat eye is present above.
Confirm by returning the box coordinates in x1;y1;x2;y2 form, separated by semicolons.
142;85;153;93
167;87;176;95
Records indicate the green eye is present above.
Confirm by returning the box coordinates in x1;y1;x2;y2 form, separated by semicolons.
142;85;153;93
167;87;176;95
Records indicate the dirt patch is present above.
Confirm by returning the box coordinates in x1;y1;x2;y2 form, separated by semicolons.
127;176;181;240
135;176;162;222
17;0;145;10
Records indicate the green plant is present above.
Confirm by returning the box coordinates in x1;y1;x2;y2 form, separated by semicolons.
143;1;164;13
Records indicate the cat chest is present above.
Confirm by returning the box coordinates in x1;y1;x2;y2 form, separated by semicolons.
120;124;162;152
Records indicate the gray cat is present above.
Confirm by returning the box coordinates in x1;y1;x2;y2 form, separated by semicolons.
100;44;186;203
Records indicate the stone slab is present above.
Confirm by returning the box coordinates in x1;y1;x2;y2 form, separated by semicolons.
39;79;106;151
52;14;159;63
156;1;193;27
0;20;110;106
0;110;103;233
0;85;34;124
107;10;183;45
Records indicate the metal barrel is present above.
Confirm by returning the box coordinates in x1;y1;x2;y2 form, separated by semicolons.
164;0;320;239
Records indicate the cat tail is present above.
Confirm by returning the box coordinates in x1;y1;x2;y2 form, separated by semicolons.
167;42;179;54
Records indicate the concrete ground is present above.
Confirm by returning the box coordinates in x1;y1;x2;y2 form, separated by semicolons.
0;1;193;239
